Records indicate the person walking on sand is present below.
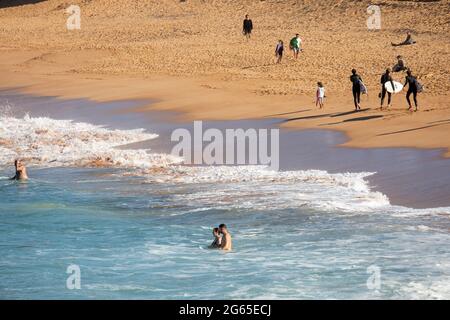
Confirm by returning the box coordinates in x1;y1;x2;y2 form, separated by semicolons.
242;14;253;40
404;70;420;112
289;34;302;59
316;82;325;109
275;40;284;64
10;159;28;180
218;224;232;251
380;68;394;110
350;69;363;110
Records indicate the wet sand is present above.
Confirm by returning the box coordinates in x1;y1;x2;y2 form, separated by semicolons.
2;90;449;209
0;0;449;157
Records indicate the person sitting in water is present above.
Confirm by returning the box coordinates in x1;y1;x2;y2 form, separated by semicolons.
391;32;416;47
10;159;29;180
209;227;222;249
392;55;407;73
218;224;232;251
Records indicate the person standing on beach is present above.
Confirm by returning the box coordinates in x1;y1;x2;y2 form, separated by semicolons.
242;14;253;40
289;34;302;59
219;224;232;251
316;82;325;109
380;68;394;110
404;70;420;112
275;40;284;64
350;69;363;110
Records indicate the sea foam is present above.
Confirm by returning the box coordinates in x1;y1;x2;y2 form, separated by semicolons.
2;114;449;215
0;114;182;169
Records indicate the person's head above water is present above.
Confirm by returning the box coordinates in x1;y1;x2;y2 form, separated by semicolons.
219;224;228;234
13;159;28;180
212;227;220;235
351;69;357;75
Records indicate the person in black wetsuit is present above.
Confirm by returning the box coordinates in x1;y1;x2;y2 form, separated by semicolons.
404;70;419;111
350;69;362;110
393;55;407;73
380;68;394;109
243;14;253;40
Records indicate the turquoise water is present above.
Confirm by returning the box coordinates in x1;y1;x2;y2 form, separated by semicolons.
1;166;449;299
1;92;450;299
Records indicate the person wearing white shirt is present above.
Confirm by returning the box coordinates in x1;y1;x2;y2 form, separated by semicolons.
316;82;325;109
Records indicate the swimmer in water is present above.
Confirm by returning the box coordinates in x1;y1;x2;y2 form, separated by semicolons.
10;159;29;180
209;227;222;249
219;224;232;251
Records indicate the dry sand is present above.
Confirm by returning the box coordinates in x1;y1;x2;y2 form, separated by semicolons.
0;0;449;155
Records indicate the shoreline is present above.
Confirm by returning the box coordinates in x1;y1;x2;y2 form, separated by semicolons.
2;89;450;209
0;62;449;159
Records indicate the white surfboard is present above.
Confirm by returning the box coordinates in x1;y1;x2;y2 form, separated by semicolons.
385;80;403;94
360;81;368;94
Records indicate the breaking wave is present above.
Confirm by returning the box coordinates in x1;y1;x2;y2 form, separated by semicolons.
1;113;449;215
0;114;182;168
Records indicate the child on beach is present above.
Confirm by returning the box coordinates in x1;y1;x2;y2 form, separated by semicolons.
316;82;325;109
275;40;284;64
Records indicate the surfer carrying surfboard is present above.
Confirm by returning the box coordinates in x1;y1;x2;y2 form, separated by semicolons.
350;69;363;110
404;70;420;112
380;69;394;109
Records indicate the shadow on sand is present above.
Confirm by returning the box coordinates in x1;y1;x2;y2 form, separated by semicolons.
377;120;450;136
0;0;46;9
284;108;372;123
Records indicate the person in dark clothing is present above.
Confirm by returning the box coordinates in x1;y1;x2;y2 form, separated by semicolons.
392;32;416;47
350;69;363;110
275;40;284;64
380;68;394;109
404;70;419;111
243;14;253;39
392;55;407;73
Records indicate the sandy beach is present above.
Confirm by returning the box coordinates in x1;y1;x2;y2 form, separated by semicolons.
2;1;450;301
0;0;449;156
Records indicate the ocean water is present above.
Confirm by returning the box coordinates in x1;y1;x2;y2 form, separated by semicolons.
1;94;450;299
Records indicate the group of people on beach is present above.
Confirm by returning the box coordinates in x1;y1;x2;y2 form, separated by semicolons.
243;15;302;64
243;15;421;112
348;61;421;112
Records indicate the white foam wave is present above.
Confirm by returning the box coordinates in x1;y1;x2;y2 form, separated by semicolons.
142;165;392;213
0;114;182;168
2;113;449;215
